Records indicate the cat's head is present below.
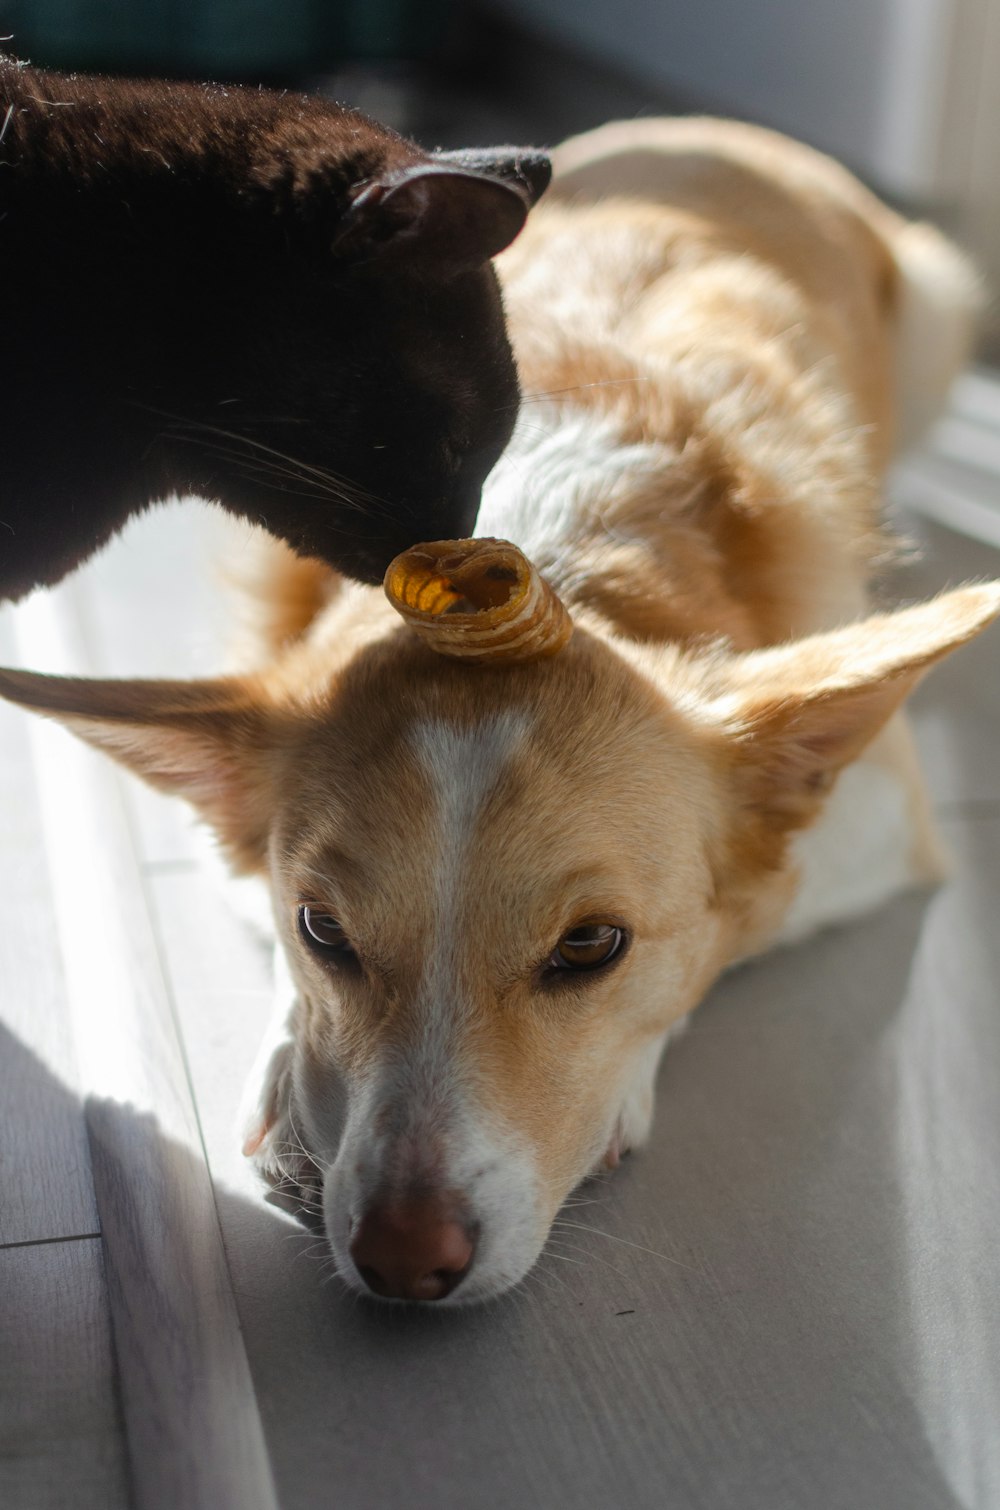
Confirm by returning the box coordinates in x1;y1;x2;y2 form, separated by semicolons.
202;137;552;583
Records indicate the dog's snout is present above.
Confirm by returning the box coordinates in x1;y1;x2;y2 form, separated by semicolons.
349;1195;477;1302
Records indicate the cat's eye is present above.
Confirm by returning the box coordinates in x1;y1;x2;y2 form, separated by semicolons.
549;923;626;973
298;905;354;957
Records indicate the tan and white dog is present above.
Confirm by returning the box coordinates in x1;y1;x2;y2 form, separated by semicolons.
2;119;998;1305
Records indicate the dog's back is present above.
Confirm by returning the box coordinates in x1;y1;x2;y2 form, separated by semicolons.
546;117;981;460
470;119;978;656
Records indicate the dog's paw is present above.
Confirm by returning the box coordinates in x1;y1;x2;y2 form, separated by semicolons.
241;1025;325;1227
257;1146;325;1229
595;1022;686;1171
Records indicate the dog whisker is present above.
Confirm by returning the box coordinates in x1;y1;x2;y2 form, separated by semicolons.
285;1103;318;1160
546;1236;627;1280
551;1219;698;1273
528;1261;570;1296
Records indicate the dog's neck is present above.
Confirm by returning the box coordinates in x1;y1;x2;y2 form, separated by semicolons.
476;368;875;655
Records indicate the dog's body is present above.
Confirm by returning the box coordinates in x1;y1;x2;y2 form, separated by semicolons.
2;119;997;1305
480;116;982;938
0;56;548;597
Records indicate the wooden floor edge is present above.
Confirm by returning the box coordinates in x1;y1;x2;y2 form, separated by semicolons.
12;585;280;1510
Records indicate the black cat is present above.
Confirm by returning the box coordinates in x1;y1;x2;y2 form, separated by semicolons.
0;56;549;598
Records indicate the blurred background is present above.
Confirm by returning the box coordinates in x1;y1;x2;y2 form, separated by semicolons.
4;0;1000;539
3;0;998;311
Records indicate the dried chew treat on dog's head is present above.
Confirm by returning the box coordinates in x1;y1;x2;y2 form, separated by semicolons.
383;538;573;664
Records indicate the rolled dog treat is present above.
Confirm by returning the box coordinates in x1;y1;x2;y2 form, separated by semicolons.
383;537;573;665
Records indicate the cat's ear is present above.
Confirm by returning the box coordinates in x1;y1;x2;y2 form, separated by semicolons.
430;147;552;207
337;150;551;273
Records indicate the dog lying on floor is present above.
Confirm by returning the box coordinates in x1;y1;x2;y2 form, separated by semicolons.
2;118;998;1305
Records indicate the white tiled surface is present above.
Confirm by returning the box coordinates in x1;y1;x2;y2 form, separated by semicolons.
1;494;999;1509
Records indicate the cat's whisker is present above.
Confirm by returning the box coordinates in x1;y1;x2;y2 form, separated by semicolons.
195;425;390;514
168;432;377;519
139;403;395;519
520;377;648;403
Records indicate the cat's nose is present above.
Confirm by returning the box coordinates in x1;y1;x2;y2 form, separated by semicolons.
349;1195;477;1301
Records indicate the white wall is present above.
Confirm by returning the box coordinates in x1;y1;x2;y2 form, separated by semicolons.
486;0;961;199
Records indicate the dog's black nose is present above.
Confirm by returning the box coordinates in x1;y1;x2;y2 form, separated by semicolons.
350;1196;477;1301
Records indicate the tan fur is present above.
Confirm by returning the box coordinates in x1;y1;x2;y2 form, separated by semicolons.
2;118;996;1302
221;532;343;670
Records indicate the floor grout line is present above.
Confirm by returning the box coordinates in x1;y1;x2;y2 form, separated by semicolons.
1;1231;102;1252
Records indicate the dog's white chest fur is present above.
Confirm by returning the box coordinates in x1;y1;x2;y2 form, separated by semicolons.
476;407;671;565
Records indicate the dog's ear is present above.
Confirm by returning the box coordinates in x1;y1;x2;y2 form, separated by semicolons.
709;583;1000;832
338;151;549;273
0;668;284;870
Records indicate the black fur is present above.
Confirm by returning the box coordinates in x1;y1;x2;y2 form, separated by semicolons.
0;57;550;598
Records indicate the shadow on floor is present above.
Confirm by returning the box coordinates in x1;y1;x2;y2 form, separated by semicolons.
4;846;991;1510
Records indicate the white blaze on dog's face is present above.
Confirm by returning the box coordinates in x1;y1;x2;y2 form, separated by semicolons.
0;566;996;1303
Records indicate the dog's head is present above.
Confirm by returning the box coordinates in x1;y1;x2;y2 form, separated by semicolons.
2;544;996;1303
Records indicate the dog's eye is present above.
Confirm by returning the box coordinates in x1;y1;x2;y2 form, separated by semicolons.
550;923;625;972
299;905;354;955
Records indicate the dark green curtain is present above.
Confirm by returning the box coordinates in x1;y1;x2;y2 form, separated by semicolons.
5;0;451;77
